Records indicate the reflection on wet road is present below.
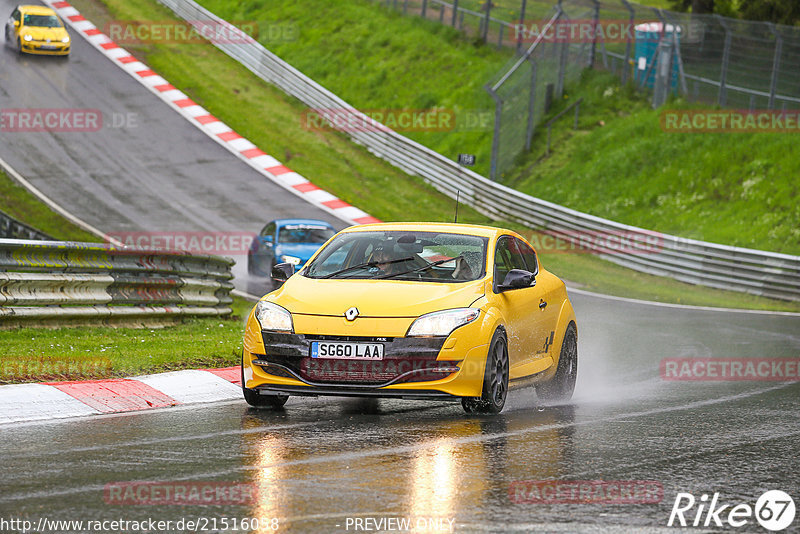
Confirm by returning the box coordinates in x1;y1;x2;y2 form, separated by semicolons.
2;292;798;532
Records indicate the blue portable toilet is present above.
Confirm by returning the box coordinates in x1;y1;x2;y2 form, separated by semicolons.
634;22;681;91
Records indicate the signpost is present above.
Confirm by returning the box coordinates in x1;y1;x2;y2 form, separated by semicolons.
457;153;476;166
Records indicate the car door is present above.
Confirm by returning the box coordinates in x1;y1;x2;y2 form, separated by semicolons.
253;221;276;274
517;237;560;363
8;8;21;39
492;235;541;374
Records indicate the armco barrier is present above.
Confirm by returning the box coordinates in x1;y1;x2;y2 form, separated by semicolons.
156;0;800;301
0;210;53;241
0;239;234;325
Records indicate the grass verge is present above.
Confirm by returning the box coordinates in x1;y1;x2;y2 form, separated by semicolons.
0;297;253;384
505;70;800;255
0;168;97;242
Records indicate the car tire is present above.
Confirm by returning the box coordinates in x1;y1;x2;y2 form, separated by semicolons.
462;329;509;414
247;252;256;275
535;322;577;404
241;354;289;409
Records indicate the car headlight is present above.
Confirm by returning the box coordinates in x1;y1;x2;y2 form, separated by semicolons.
280;255;301;266
254;301;293;333
407;308;480;337
61;36;70;43
23;34;33;41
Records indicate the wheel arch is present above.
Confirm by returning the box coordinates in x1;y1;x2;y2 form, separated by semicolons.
550;298;577;373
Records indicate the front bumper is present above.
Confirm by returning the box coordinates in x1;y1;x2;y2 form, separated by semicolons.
21;41;70;55
246;331;489;399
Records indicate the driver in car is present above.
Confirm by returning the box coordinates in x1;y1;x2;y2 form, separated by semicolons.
371;246;401;276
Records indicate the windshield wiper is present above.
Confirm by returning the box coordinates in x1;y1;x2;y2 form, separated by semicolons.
377;256;464;280
319;257;414;279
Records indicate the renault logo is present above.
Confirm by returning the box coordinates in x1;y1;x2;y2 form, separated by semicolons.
345;307;359;321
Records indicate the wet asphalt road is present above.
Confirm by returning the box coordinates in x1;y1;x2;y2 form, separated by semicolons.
2;292;799;532
0;5;343;297
1;3;800;533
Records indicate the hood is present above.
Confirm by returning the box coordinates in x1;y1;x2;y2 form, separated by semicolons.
271;276;486;318
22;26;68;42
275;243;323;262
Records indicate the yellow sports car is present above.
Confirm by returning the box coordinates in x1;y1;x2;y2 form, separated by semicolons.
241;223;577;413
5;5;70;56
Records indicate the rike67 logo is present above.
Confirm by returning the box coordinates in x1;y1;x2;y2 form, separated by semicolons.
668;490;796;531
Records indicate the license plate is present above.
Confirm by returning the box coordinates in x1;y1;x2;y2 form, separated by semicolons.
310;341;383;360
40;45;57;50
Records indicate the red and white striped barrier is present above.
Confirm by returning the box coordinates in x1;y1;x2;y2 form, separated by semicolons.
0;367;242;425
45;0;380;227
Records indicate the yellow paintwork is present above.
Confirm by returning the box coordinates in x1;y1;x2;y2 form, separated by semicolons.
7;5;70;56
243;222;577;399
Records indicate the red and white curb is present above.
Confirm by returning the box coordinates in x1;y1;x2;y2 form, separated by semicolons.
44;0;381;227
0;366;242;425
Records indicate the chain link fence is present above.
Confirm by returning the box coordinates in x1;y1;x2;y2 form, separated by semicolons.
594;0;800;110
378;0;800;178
486;1;594;179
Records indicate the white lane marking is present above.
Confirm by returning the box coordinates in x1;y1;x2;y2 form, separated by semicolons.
135;370;241;404
567;286;800;316
0;384;98;424
232;289;260;301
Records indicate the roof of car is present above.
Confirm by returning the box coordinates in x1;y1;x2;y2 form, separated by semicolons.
19;5;59;15
273;218;335;228
340;222;514;239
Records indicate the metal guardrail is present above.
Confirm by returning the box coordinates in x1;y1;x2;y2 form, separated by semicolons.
157;0;800;302
0;239;235;325
0;210;53;241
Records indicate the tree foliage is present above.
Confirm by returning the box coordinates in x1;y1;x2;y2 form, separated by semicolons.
668;0;799;25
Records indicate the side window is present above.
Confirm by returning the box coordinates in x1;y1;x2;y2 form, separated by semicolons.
12;9;21;22
260;223;276;239
494;236;527;289
516;238;538;274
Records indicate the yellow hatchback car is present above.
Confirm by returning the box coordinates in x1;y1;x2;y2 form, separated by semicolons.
242;223;577;413
5;5;70;56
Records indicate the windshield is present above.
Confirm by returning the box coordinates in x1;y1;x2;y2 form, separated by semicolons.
278;224;335;244
23;14;62;28
304;230;487;282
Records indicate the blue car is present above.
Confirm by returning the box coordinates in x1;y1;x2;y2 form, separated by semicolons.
247;219;336;283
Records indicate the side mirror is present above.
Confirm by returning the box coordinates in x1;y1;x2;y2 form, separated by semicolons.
496;269;535;292
13;20;20;27
271;262;294;283
261;235;273;246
